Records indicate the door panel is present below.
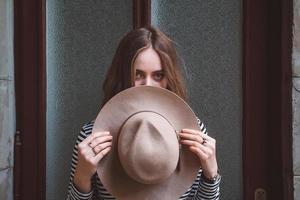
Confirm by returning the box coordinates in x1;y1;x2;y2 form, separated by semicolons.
46;1;132;199
152;1;243;199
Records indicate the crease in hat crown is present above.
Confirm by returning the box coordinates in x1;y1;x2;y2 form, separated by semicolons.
118;111;180;184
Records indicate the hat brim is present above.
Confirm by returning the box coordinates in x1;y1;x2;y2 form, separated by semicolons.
94;86;200;200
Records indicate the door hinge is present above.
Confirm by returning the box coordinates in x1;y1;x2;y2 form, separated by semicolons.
255;188;267;200
14;130;22;200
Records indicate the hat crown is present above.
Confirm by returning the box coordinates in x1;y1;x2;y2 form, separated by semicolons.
118;112;179;184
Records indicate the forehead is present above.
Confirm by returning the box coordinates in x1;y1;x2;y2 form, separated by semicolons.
134;48;162;71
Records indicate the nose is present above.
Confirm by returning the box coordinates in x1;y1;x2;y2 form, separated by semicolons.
144;77;154;86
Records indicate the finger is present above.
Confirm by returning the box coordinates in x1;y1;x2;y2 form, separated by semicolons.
182;128;208;138
190;145;214;160
77;146;96;162
78;146;94;158
198;144;213;155
179;133;204;144
93;141;112;154
81;131;110;147
189;146;208;160
180;139;201;148
181;128;202;135
202;135;215;144
89;135;113;148
181;139;213;152
201;140;215;149
182;140;214;155
182;129;215;143
93;147;112;163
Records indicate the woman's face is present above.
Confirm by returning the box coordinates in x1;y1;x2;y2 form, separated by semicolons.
133;47;168;88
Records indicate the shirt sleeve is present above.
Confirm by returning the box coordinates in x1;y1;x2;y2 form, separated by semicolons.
193;172;221;200
197;118;208;135
67;123;94;200
194;118;221;200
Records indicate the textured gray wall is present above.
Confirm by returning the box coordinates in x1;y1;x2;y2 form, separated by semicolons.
0;0;14;199
293;0;300;198
152;0;242;199
46;1;132;199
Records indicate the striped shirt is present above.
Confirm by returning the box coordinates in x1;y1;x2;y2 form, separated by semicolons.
67;120;220;200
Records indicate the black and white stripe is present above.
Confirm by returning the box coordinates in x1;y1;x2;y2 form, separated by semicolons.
67;119;220;200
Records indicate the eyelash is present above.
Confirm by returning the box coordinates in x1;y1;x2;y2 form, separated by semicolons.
135;72;165;81
135;72;144;79
153;73;164;80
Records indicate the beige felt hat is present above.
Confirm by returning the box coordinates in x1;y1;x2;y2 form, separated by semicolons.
93;86;200;200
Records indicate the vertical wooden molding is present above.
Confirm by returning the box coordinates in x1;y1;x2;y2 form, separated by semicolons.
243;1;270;199
279;0;293;199
133;0;151;29
39;0;46;198
243;0;293;199
14;0;46;199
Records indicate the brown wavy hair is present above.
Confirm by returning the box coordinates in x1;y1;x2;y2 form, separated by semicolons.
102;27;187;106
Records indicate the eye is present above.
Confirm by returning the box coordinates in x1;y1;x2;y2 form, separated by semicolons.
135;71;144;80
153;72;165;81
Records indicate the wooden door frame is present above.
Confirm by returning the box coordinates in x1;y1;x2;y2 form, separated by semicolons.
13;0;293;199
13;1;150;199
133;0;151;29
243;0;293;199
14;0;46;199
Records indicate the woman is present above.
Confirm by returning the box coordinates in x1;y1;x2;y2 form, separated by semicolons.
67;27;221;200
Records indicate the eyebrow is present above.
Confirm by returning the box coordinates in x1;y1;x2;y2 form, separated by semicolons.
135;69;164;73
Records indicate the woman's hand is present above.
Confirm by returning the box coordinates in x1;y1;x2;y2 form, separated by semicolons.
73;131;113;193
179;129;218;179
